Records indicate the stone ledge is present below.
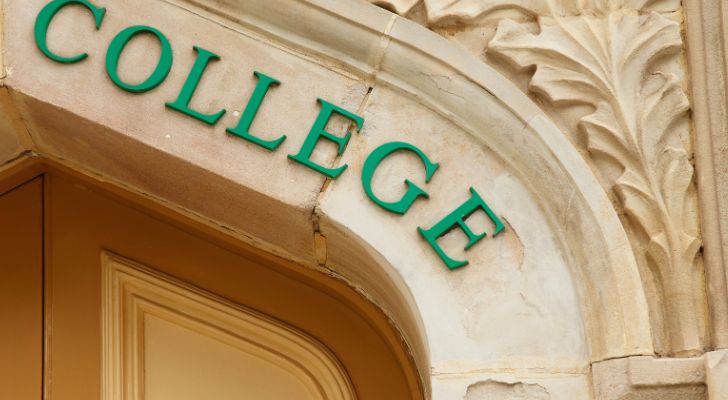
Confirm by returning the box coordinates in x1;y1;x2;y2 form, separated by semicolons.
592;351;728;400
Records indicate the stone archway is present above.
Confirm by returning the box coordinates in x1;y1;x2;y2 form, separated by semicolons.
0;0;668;398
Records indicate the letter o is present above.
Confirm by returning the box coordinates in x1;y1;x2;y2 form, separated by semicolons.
105;25;173;93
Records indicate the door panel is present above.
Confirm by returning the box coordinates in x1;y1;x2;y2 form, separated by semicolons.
0;178;43;400
102;252;354;400
46;173;414;399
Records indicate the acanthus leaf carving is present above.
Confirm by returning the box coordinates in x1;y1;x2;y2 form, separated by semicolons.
488;10;701;355
423;0;556;24
367;0;681;25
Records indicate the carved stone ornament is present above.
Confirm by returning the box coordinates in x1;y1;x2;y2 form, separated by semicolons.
370;0;705;357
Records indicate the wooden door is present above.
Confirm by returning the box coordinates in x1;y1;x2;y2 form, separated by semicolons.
0;178;43;400
42;172;417;400
0;170;420;399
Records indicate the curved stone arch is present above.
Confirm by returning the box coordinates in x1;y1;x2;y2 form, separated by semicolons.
373;11;655;362
209;0;653;359
0;0;654;397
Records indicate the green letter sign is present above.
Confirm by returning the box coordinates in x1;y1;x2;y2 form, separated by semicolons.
166;46;226;125
31;0;507;271
106;25;173;93
418;188;504;269
227;72;286;150
34;0;106;63
362;142;439;215
288;99;363;179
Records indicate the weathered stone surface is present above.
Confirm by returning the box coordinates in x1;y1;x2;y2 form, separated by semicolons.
432;374;591;400
465;380;550;400
380;13;653;363
592;356;708;400
0;0;31;166
685;0;728;351
706;350;728;400
319;83;588;374
3;0;369;262
0;89;30;164
369;0;705;359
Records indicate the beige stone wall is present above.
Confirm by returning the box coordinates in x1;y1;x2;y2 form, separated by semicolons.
365;0;728;397
1;0;727;398
370;0;707;359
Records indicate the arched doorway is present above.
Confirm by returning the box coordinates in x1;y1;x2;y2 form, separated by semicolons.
0;160;424;399
1;0;661;398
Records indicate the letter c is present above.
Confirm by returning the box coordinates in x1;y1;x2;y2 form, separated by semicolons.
34;0;106;63
361;141;439;215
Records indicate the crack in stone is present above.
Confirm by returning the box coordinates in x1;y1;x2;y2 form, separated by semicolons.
310;14;398;251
